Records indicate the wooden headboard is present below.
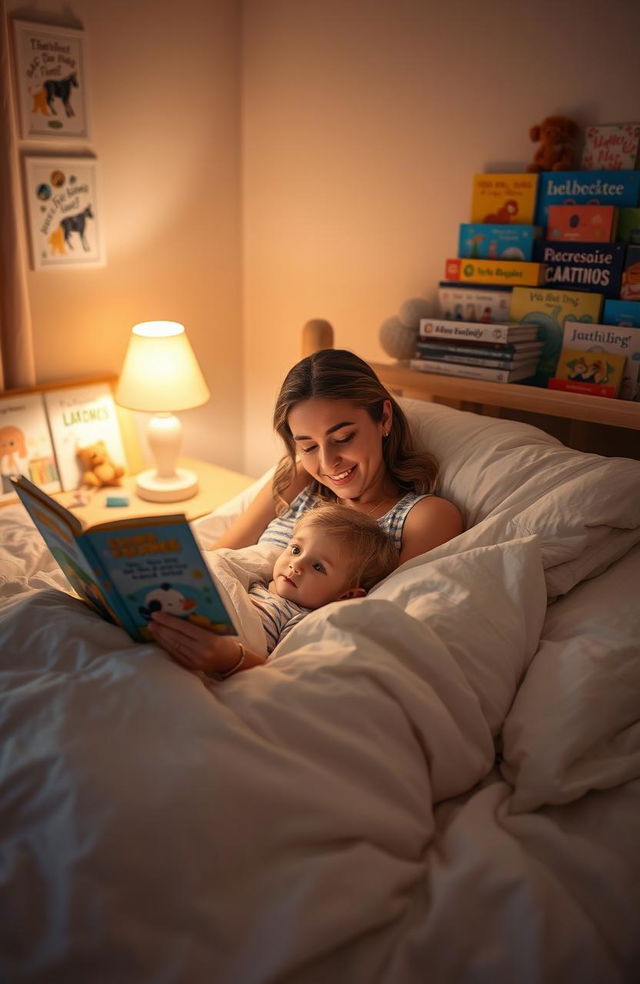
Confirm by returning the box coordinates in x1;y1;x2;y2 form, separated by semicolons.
301;320;640;461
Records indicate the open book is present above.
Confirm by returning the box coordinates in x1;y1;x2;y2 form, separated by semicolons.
11;474;237;643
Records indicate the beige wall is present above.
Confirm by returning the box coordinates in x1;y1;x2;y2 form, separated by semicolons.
8;0;244;471
242;0;640;475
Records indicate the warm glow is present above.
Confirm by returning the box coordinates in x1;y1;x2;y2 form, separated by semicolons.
115;321;210;413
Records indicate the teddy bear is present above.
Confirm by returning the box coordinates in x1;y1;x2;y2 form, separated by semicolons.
527;115;580;172
76;440;125;488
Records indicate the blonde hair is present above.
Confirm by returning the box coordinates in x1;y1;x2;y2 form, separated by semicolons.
293;502;398;593
272;349;438;512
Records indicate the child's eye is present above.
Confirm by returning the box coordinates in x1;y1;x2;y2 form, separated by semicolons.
290;544;301;555
313;562;326;574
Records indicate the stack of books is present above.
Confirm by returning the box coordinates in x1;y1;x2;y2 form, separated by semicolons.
411;318;542;383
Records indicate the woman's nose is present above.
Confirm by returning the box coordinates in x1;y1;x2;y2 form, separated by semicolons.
319;444;340;472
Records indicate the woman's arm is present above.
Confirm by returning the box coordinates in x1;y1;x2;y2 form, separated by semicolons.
148;611;267;676
399;495;463;564
211;461;309;550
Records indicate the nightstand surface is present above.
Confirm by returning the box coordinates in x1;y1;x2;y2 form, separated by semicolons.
55;457;255;524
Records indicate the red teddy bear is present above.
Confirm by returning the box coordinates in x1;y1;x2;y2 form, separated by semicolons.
527;115;579;172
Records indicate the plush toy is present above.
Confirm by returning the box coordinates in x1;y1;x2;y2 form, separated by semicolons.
76;440;125;488
527;115;580;172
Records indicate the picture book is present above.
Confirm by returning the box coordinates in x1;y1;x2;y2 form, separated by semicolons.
414;344;540;373
444;257;545;288
419;318;539;345
546;204;618;243
457;223;539;261
581;124;640;171
0;392;60;503
436;283;512;323
409;358;537;384
617;208;640;245
510;286;603;386
471;174;538;225
533;241;626;298
620;245;640;301
549;348;626;399
534;170;640;227
44;382;128;492
562;320;640;400
603;298;640;327
10;475;238;643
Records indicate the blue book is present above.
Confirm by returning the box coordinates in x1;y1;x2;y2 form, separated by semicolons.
458;223;539;261
603;298;640;327
535;170;640;227
10;475;237;642
533;240;627;298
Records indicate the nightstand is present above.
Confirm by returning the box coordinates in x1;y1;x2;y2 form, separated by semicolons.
55;457;255;525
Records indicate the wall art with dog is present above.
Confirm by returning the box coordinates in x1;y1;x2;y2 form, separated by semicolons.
12;20;89;140
24;156;104;269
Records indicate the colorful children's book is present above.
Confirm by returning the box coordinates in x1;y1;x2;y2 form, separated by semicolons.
617;208;640;245
444;257;545;288
549;348;626;399
458;223;539;261
533;241;626;298
510;286;603;386
0;392;60;503
562;320;640;400
581;123;640;170
534;170;640;227
419;318;538;344
44;382;128;491
436;283;512;323
546;204;618;243
409;358;537;384
471;174;538;225
620;245;640;301
603;298;640;327
11;474;238;643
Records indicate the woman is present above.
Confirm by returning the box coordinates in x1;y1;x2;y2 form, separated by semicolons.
148;349;463;674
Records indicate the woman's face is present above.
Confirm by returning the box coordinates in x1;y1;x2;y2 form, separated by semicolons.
287;397;392;502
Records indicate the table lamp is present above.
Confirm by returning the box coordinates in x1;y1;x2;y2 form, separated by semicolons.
115;321;210;502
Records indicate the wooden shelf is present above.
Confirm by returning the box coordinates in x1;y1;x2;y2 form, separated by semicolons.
372;361;640;431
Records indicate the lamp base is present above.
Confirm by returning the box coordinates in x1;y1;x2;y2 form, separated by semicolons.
135;467;199;503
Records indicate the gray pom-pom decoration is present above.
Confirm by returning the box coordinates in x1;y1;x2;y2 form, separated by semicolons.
398;296;431;328
379;315;418;360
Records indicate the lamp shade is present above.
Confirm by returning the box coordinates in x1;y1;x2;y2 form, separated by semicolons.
115;321;210;413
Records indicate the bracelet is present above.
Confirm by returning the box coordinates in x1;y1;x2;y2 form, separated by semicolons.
215;641;245;680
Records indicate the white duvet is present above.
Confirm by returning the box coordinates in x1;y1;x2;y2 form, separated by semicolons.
1;495;640;982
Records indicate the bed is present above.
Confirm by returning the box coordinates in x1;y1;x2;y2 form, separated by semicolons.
1;340;640;982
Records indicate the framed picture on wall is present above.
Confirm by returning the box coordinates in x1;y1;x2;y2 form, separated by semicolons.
23;156;105;270
11;20;90;141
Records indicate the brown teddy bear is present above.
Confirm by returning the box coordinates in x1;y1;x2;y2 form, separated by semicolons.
76;440;125;488
527;115;580;172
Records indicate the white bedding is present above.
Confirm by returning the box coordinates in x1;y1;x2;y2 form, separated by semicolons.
1;398;640;983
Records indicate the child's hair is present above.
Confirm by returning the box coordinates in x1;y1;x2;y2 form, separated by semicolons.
293;503;399;593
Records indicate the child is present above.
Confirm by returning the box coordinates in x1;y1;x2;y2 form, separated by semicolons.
150;503;398;679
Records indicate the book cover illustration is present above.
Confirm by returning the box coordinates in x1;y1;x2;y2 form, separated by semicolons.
471;174;538;225
11;475;237;643
617;208;640;245
0;392;60;502
510;286;603;386
550;347;626;399
458;223;538;261
436;283;512;323
620;245;640;301
409;359;537;384
562;320;640;400
546;204;618;243
533;241;626;297
44;382;127;491
534;170;640;227
444;257;545;288
581;124;640;170
603;299;640;327
419;318;539;344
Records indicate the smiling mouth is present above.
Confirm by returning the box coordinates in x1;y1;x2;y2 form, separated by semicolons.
325;465;356;483
280;574;297;587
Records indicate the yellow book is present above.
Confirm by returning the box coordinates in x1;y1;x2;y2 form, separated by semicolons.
444;257;545;287
510;286;603;386
550;347;626;398
471;173;539;225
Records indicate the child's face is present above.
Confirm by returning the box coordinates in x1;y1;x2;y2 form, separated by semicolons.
273;523;356;609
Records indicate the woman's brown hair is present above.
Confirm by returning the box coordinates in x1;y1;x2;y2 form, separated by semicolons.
272;348;439;511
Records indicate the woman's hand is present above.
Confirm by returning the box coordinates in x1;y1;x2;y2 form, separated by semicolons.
148;612;266;677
